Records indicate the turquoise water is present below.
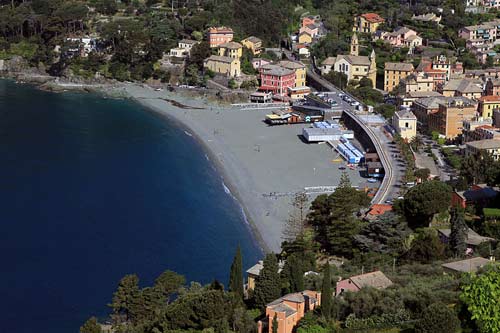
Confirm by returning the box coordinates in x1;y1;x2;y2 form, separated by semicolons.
0;80;262;332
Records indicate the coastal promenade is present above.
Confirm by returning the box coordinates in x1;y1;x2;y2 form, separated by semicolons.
305;68;399;204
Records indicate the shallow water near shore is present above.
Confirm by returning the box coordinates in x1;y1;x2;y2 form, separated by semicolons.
0;80;262;333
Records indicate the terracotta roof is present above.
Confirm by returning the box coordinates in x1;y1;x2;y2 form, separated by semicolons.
360;13;385;23
208;26;233;33
368;204;393;216
479;95;500;102
348;271;393;290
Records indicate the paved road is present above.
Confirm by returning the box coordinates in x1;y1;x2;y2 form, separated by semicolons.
305;67;402;204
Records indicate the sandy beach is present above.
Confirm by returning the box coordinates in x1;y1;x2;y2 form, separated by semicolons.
113;84;371;253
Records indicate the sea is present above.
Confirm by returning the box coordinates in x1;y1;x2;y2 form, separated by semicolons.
0;79;262;333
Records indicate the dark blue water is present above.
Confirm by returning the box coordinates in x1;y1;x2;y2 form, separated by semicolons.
0;80;262;333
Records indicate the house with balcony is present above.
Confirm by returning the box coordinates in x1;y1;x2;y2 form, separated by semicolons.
353;13;385;34
378;27;422;48
412;95;448;127
207;26;234;48
259;64;296;96
384;62;414;92
218;41;243;59
169;39;199;58
428;97;478;139
241;36;263;55
278;60;307;88
478;95;500;118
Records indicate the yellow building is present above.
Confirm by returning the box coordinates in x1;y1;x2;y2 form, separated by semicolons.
353;13;385;34
218;41;243;59
478;95;500;118
278;60;307;88
384;62;414;92
298;31;312;44
404;73;434;93
204;55;241;77
392;110;417;141
241;36;262;55
328;50;377;87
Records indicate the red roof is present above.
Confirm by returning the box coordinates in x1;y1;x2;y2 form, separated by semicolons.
479;95;500;102
361;13;385;23
368;204;393;216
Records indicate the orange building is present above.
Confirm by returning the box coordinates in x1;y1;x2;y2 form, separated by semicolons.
428;98;477;139
260;291;321;333
207;26;234;48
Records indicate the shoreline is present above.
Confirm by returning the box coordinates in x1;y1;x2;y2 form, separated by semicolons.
4;75;375;254
128;90;270;253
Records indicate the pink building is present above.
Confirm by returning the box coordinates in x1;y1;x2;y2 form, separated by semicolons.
336;271;393;296
380;27;420;47
207;26;234;48
259;64;296;96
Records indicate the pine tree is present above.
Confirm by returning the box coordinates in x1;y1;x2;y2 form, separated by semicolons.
110;274;141;325
450;207;468;257
254;253;281;309
283;192;309;242
272;313;278;333
80;317;101;333
321;265;332;319
288;255;304;293
229;245;244;299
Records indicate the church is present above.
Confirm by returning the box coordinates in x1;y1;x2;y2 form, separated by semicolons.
320;33;377;88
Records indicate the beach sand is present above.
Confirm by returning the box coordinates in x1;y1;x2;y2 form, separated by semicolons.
116;84;370;253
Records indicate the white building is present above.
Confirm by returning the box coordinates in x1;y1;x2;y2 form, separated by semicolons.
169;39;199;58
